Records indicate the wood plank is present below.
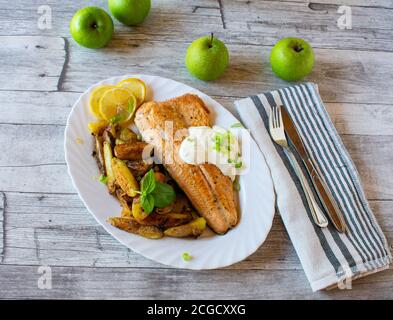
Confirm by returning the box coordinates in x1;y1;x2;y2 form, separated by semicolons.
1;1;393;52
0;264;392;299
222;0;393;50
2;192;299;269
0;1;223;40
327;103;393;136
0;192;4;263
341;135;393;200
0;165;74;194
1;90;392;136
287;0;393;9
0;124;65;166
62;40;393;104
2;192;391;270
0;91;79;125
0;36;66;91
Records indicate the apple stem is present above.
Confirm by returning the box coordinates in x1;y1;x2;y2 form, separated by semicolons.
294;44;303;52
209;33;214;48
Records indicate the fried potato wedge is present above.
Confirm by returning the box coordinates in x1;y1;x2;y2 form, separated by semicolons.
164;217;206;238
138;226;164;239
112;158;139;197
139;212;192;228
163;213;192;228
121;207;132;218
119;127;138;142
125;160;153;178
171;194;192;213
108;217;163;239
115;138;125;145
116;189;132;218
103;141;116;194
132;197;150;222
93;135;105;175
114;141;149;160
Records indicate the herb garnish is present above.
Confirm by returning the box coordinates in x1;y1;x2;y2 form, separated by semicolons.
140;169;176;214
99;174;108;184
109;114;125;124
230;122;243;128
182;252;192;262
235;161;243;169
213;134;221;151
233;179;241;191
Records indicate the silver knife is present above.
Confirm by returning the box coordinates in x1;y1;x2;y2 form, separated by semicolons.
281;106;347;233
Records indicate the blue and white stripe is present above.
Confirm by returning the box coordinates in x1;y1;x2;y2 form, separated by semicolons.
236;83;392;289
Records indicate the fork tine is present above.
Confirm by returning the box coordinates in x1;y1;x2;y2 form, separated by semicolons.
272;105;278;128
277;105;283;129
274;105;279;128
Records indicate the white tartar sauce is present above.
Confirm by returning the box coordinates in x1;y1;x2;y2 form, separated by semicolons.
179;125;243;181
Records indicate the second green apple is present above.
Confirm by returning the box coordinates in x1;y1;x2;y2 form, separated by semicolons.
185;34;229;81
108;0;151;26
270;37;314;82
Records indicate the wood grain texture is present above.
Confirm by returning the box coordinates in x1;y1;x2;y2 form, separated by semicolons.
0;264;392;299
61;39;393;104
0;192;4;263
0;0;392;299
2;192;391;271
0;36;66;91
1;0;393;52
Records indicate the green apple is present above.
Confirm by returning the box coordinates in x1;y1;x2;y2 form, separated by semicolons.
108;0;151;26
270;37;314;82
70;7;114;49
185;34;229;81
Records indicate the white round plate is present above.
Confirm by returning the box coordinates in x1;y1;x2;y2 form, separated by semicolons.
64;74;275;270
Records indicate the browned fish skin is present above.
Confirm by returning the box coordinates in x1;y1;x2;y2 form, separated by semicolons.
199;164;238;227
135;94;238;234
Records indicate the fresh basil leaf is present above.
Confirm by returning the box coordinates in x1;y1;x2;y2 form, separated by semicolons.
151;182;176;208
141;193;154;214
141;169;156;195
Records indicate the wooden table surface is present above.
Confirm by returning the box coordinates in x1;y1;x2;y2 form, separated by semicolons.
0;0;392;299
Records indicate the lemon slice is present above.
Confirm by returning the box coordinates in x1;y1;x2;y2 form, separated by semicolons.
89;85;116;119
117;78;147;106
88;120;108;135
99;87;137;124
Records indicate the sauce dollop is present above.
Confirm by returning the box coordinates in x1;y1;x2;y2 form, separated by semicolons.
179;126;242;181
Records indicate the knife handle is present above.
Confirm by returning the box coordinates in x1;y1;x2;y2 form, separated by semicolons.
306;159;347;233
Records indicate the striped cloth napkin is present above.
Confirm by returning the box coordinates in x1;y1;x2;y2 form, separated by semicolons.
235;83;392;291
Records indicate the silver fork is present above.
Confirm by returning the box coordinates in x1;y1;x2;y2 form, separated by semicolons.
269;105;328;228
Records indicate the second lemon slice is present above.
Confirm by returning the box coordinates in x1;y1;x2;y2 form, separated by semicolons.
117;78;146;106
89;85;116;119
99;87;137;124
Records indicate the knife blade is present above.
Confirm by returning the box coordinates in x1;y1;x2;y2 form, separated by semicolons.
281;106;347;233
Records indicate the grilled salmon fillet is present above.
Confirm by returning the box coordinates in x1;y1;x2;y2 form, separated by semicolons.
135;94;238;234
